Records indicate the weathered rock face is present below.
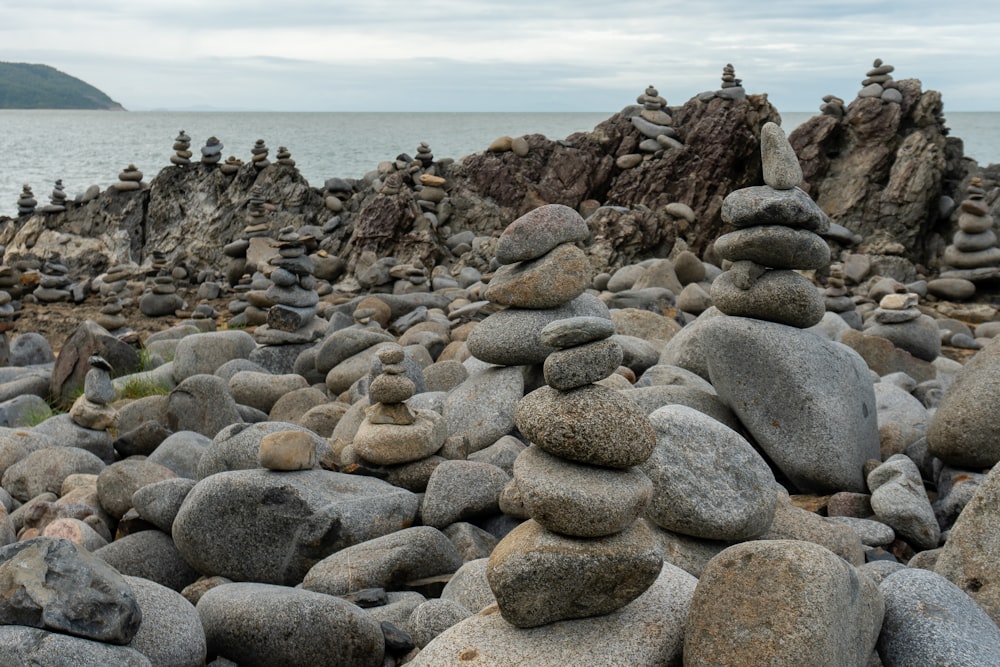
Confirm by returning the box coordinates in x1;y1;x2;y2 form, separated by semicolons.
790;79;969;263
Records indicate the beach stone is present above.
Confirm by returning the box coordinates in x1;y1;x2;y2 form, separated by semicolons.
514;444;652;537
485;243;590;309
0;626;151;666
0;536;142;644
408;598;472;648
41;517;108;551
762;492;865;565
443;522;499;562
94;529;199;592
539;316;615;348
486;519;662;628
865;314;941;361
760;121;803;189
495;204;590;264
926;336;1000;467
353;409;447;465
123;575;205;667
302;526;464;596
131;477;196;533
867;454;940;550
171;330;257;382
2;447;105;502
9;333;54;366
413;562;695;666
439;558;495;613
543;338;623;390
173;469;418;585
443;365;523;453
258;429;317;471
146;431;210;479
228;371;308;413
933;463;1000;625
642;404;777;540
721;186;831;231
684;540;883;666
164;374;242;439
702;316;879;493
878;567;1000;666
96;458;176;520
711;266;825;328
196;421;331;479
421;460;511;528
197;582;384;667
713;225;830;269
466;292;610;366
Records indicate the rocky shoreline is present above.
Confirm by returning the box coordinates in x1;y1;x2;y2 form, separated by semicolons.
0;62;998;665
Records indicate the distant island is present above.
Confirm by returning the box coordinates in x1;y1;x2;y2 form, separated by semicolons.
0;62;124;110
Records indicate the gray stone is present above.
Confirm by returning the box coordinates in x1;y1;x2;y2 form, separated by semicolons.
408;598;472;648
443;522;499;562
2;446;106;502
173;469;418;585
721;186;831;232
0;536;142;644
324;341;395;396
514;444;652;537
760;121;803;189
302;526;464;595
866;314;941;362
657;306;724;381
466;435;526;475
97;458;176;520
9;332;55;366
228;371;308;413
0;626;151;666
828;516;895;546
486;519;662;628
684;539;883;666
878;568;1000;666
196;421;331;479
516;383;655;468
643;404;777;540
494;204;590;265
761;492;865;565
164;374;243;439
443;365;523;453
132;477;197;534
123;574;205;667
146;430;210;479
713;225;830;269
874;381;929;458
644;521;731;578
94;529;200;592
539;316;615;348
421;460;511;528
440;558;495;613
171;330;257;382
353;409;447;465
196;582;384;667
711;266;825;328
702;316;879;493
611;334;661;375
543;338;622;389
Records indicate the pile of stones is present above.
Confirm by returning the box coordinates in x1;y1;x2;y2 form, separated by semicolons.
275;147;295;167
863;291;940;362
619;85;681;169
820;94;847;119
717;63;745;100
252;226;326;345
112;164;143;192
68;354;117;431
220;155;242;175
858;59;902;104
33;255;73;303
139;253;185;317
201;137;223;166
251;139;270;171
16;184;36;216
417;173;447;228
95;293;127;331
415;142;434;168
936;177;1000;292
823;264;861;329
38;179;67;214
170;131;193;167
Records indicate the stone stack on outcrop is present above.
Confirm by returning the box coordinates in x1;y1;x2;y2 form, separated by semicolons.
250;139;270;170
112;164;143;192
486;325;662;628
201;136;223;166
417;174;447;228
415;142;434;168
16;183;37;216
139;253;185;317
95;293;127;331
170;130;193;167
68;354;117;431
820;94;846;119
275;146;295;167
252;226;325;345
823;264;861;329
619;84;682;169
32;255;73;303
859;58;902;104
38;179;67;213
717;63;745;100
220;155;242;175
864;291;940;362
937;177;1000;289
710;121;829;329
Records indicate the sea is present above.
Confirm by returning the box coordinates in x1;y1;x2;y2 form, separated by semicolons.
2;110;998;218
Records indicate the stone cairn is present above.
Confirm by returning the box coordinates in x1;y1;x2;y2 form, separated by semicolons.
940;177;1000;281
415;142;434;168
417;171;447;228
170;130;193;166
112;164;143;192
16;184;36;216
34;255;73;304
38;179;67;213
252;226;325;345
823;263;861;329
275;146;295;167
717;63;745;100
68;355;117;431
619;85;681;169
820;94;846;119
351;345;447;470
250;139;270;170
864;290;940;362
858;58;902;104
201;136;223;166
710;121;829;329
220;155;242;175
139;251;185;317
96;293;127;331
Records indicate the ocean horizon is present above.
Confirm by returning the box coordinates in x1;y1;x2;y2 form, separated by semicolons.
3;109;998;219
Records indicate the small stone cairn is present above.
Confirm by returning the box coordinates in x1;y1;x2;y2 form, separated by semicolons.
38;179;67;213
139;252;185;317
68;355;117;431
858;58;902;104
220;155;242;175
864;291;940;362
352;345;447;467
16;184;37;216
170;130;193;167
417;171;447;228
710;121;829;328
33;255;72;303
250;139;270;170
275;146;295;167
619;85;681;169
717;63;745;100
112;164;143;192
96;293;128;331
252;226;325;344
940;177;1000;280
201;136;223;166
415;142;434;168
820;94;846;119
823;263;861;329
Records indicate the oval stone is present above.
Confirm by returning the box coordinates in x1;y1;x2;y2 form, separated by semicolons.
495;204;590;265
484;243;590;309
713;225;830;269
543;338;623;390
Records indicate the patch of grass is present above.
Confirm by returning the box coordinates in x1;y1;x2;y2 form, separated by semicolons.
20;402;55;427
115;375;172;401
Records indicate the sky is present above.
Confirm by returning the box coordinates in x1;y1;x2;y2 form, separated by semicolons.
1;0;998;113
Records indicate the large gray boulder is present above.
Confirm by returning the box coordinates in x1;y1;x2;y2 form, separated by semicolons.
123;575;206;667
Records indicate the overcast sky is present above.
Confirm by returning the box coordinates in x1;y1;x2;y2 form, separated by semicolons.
1;0;997;113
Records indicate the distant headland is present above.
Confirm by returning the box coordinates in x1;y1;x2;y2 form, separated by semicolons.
0;62;124;110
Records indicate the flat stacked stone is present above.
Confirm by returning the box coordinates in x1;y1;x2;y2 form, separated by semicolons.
353;345;447;466
820;94;846;119
68;355;117;431
938;177;1000;287
253;226;325;344
220;155;242;175
96;294;128;331
415;142;434;167
864;292;940;362
717;63;745;101
619;85;681;169
487;315;661;628
98;264;131;296
38;179;67;213
201;136;223;166
33;256;72;303
170;130;193;166
823;264;861;329
710;122;829;328
139;255;185;317
275;146;295;167
16;184;37;216
858;58;902;104
112;164;143;192
417;173;447;228
250;139;270;170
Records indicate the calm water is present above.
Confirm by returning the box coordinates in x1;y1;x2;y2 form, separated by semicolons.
1;110;997;218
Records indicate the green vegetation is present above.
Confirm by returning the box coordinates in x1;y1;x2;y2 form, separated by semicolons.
0;62;124;110
19;402;54;428
116;375;172;401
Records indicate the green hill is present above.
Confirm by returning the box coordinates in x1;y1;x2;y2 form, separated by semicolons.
0;62;124;110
